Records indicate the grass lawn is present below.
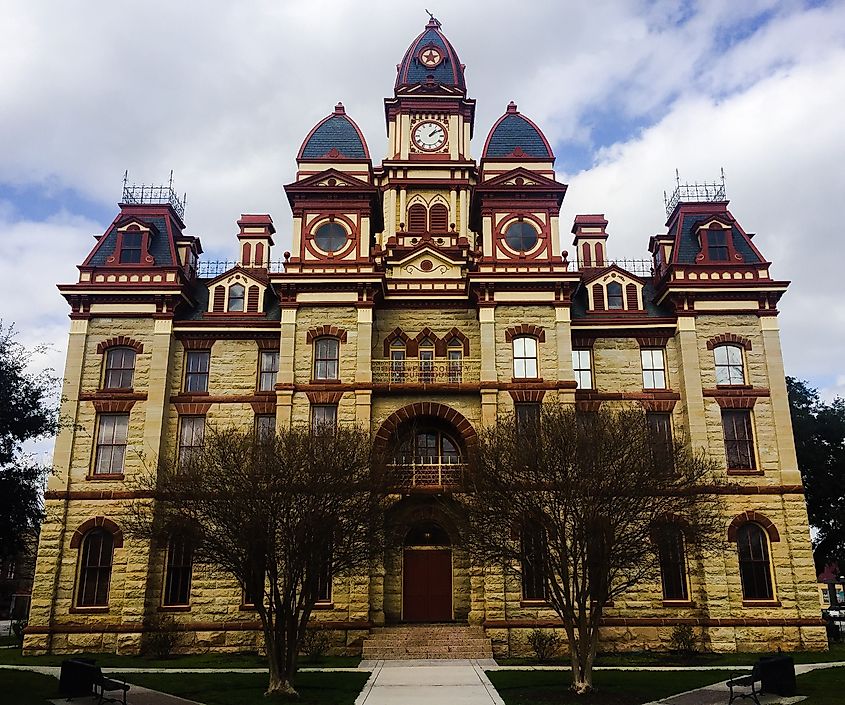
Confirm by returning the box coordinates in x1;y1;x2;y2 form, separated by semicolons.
487;669;736;704
798;666;845;705
497;641;845;667
117;671;370;705
0;647;359;669
0;670;59;705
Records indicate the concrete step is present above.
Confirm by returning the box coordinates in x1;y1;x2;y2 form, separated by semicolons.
362;624;493;660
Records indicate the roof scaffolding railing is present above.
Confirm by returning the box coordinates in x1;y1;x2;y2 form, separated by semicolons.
664;168;726;217
121;170;187;220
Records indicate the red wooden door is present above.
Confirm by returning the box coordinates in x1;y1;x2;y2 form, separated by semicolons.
403;549;452;622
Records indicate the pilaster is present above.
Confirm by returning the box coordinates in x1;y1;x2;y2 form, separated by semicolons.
675;316;708;450
141;318;175;465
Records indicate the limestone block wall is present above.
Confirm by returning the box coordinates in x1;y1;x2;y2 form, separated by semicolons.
493;305;557;381
372;307;481;358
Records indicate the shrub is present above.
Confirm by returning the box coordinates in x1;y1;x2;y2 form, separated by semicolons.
668;624;698;655
527;628;563;663
301;628;331;663
143;614;180;659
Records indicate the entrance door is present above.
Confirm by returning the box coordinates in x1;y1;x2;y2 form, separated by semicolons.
403;549;452;622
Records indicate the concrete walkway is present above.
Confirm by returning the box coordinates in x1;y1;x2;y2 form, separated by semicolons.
354;659;505;705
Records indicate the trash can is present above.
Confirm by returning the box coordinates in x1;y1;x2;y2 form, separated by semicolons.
758;655;796;696
58;658;96;698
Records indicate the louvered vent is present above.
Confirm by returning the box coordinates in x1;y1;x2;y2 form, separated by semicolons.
592;283;605;311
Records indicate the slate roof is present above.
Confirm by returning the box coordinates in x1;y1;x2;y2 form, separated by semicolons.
298;108;369;160
570;279;672;319
483;107;554;159
395;18;466;91
176;279;281;321
87;215;175;266
674;212;763;265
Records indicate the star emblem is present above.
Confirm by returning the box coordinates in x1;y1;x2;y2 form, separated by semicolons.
420;48;442;67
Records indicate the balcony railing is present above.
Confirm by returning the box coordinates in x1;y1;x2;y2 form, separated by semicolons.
372;358;480;385
388;458;466;489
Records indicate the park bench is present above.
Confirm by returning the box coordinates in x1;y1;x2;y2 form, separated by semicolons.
726;663;762;705
59;658;130;704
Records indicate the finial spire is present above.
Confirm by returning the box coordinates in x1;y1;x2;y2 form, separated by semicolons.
425;9;441;28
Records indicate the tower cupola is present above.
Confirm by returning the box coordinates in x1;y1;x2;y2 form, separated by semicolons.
395;15;466;95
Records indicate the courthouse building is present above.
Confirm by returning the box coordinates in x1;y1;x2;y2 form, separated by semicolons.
25;17;826;656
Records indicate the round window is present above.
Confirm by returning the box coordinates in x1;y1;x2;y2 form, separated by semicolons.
504;221;538;251
313;222;347;252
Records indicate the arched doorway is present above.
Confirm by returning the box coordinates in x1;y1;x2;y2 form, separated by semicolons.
403;521;453;622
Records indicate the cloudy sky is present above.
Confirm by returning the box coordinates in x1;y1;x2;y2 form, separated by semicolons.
2;0;844;460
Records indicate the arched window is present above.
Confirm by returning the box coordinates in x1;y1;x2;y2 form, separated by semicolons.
228;283;245;312
408;204;427;233
418;337;435;383
396;428;462;466
104;348;136;389
737;523;774;600
390;339;406;383
714;344;745;385
429;204;449;232
163;536;193;606
76;529;114;607
606;282;624;310
521;520;547;600
512;336;538;379
656;525;688;601
313;337;340;380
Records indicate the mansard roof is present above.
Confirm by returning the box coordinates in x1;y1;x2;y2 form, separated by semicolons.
297;103;370;161
668;203;766;265
482;103;554;160
395;16;466;93
82;207;181;268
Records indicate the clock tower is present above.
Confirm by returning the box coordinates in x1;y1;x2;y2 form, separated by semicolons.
379;15;476;242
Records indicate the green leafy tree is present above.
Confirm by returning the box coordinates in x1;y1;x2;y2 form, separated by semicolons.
0;323;57;556
787;377;845;573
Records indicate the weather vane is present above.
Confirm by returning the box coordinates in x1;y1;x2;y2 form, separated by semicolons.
425;8;435;20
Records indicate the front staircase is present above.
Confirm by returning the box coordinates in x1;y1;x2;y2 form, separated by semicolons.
361;624;493;660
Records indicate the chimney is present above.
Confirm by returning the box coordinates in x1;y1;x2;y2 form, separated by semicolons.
571;214;609;268
237;214;275;268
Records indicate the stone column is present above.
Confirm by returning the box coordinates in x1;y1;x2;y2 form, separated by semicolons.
479;305;498;427
141;318;174;464
555;304;575;403
25;319;89;654
355;305;373;427
276;306;297;429
674;316;708;450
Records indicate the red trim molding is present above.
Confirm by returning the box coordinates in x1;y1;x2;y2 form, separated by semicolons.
256;338;280;350
713;396;757;409
96;336;144;354
250;400;276;414
706;333;752;351
25;619;373;636
505;324;546;343
173;402;212;415
636;335;671;348
306;391;344;404
70;516;124;549
509;390;546;403
641;399;677;412
182;338;215;350
375;402;477;447
727;510;781;543
483;617;823;629
306;325;348;343
92;399;136;413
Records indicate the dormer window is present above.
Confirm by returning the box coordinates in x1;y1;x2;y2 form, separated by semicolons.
708;229;729;261
606;282;624;310
120;230;142;263
228;284;245;312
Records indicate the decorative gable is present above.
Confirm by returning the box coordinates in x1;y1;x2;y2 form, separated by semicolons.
387;245;465;280
206;267;268;315
583;266;644;313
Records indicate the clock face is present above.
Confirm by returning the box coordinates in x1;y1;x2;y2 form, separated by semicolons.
413;121;447;151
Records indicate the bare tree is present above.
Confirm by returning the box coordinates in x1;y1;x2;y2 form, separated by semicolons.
130;424;389;697
458;404;721;694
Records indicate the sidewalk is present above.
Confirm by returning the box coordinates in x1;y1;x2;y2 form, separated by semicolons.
354;659;504;705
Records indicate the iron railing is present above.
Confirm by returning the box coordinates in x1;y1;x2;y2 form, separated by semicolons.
372;358;480;385
664;170;727;216
121;171;186;219
569;258;654;277
388;459;465;489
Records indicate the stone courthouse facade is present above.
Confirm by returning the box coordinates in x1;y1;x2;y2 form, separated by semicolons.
26;17;826;656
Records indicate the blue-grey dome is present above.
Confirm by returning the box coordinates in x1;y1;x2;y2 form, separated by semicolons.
483;103;554;160
395;16;466;93
298;104;370;161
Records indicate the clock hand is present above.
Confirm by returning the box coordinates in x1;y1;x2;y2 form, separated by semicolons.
428;128;440;138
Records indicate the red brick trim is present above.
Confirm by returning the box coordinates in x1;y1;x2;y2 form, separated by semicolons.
70;516;124;549
182;338;215;350
706;333;752;351
640;399;677;412
92;399;136;413
306;391;344;404
375;402;477;447
383;327;411;356
173;403;212;415
80;392;147;402
439;327;470;356
714;485;804;495
727;511;781;543
713;396;757;409
509;390;546;403
575;400;602;412
505;324;545;343
636;336;671;348
96;336;144;354
250;400;276;414
256;338;280;350
483;617;823;629
571;336;596;349
306;325;347;343
46;490;155;500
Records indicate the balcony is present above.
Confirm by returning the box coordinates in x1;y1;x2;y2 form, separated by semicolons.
372;358;480;386
388;458;466;491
